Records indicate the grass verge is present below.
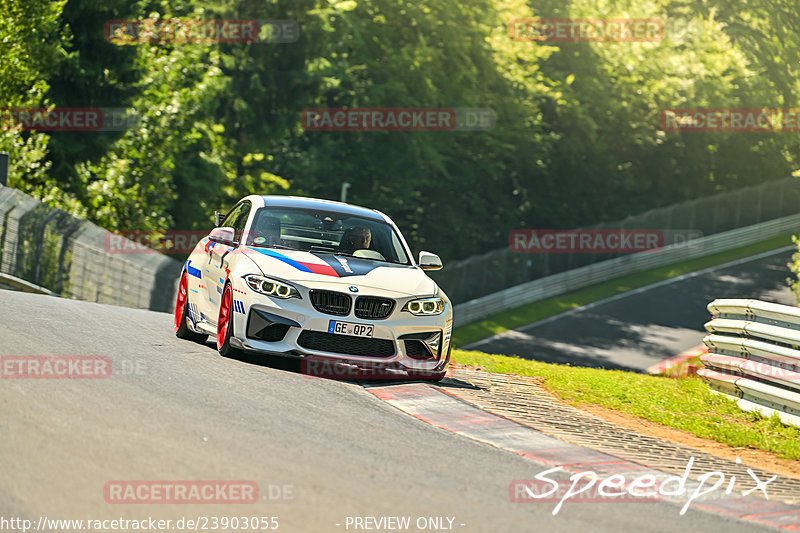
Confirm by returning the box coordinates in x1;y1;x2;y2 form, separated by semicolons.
453;233;795;347
452;349;800;460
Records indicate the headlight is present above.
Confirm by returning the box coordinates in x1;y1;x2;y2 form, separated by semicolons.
243;275;300;299
402;297;445;315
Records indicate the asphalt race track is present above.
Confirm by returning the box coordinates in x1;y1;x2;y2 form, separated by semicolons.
466;248;796;371
0;290;779;533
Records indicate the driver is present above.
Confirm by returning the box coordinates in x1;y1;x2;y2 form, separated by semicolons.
340;226;371;254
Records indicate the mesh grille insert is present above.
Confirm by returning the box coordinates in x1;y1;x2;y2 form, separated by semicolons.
404;340;432;359
297;330;395;357
354;296;395;320
309;290;352;316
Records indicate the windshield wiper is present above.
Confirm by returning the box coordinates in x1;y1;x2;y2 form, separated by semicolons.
248;243;294;250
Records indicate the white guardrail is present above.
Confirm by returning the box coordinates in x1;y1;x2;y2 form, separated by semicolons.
453;213;800;326
700;299;800;429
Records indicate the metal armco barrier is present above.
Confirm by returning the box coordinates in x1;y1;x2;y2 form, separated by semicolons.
0;185;182;312
453;215;800;326
700;299;800;429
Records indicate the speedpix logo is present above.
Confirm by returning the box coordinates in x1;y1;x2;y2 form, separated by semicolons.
511;456;775;515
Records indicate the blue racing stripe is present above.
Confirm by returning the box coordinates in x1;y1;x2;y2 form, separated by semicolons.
186;260;202;278
249;248;314;273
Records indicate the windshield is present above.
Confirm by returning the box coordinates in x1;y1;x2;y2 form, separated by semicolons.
245;207;411;265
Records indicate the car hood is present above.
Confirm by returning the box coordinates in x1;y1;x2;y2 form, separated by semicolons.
241;247;437;297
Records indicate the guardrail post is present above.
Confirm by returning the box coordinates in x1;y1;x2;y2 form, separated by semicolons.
0;152;8;187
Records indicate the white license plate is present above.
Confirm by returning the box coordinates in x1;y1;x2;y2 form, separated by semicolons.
328;320;374;338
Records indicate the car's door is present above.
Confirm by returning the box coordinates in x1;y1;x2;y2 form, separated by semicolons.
200;201;251;322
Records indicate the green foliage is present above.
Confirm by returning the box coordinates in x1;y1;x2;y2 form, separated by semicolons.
789;233;800;302
3;0;800;260
0;0;67;204
451;349;800;459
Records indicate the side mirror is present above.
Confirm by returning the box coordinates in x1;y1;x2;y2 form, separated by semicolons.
418;251;443;271
209;227;236;246
213;211;223;227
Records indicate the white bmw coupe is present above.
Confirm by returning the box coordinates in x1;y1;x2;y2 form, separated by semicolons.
174;195;452;380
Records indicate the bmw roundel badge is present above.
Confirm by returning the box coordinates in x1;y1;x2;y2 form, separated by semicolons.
349;286;359;293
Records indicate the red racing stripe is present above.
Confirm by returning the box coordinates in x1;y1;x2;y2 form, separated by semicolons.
299;261;340;277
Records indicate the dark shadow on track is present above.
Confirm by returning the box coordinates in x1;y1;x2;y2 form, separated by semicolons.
468;249;796;372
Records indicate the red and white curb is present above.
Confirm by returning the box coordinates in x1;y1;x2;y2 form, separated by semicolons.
647;345;708;376
366;382;800;530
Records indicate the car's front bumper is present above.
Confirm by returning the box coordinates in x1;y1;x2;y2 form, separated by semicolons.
230;280;453;379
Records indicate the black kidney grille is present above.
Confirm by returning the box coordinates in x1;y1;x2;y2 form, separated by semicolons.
297;330;395;357
309;290;352;316
354;296;395;320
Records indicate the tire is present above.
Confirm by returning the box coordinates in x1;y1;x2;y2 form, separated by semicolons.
175;272;208;343
217;283;244;358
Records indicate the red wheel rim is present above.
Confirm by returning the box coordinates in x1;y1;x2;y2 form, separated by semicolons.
217;284;232;350
174;273;188;332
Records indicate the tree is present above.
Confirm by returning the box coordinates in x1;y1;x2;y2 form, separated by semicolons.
0;0;72;209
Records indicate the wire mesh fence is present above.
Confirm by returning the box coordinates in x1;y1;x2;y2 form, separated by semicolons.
0;186;181;311
431;176;800;304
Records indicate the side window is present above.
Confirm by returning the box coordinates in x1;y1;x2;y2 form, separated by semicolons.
220;203;243;228
231;201;252;243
